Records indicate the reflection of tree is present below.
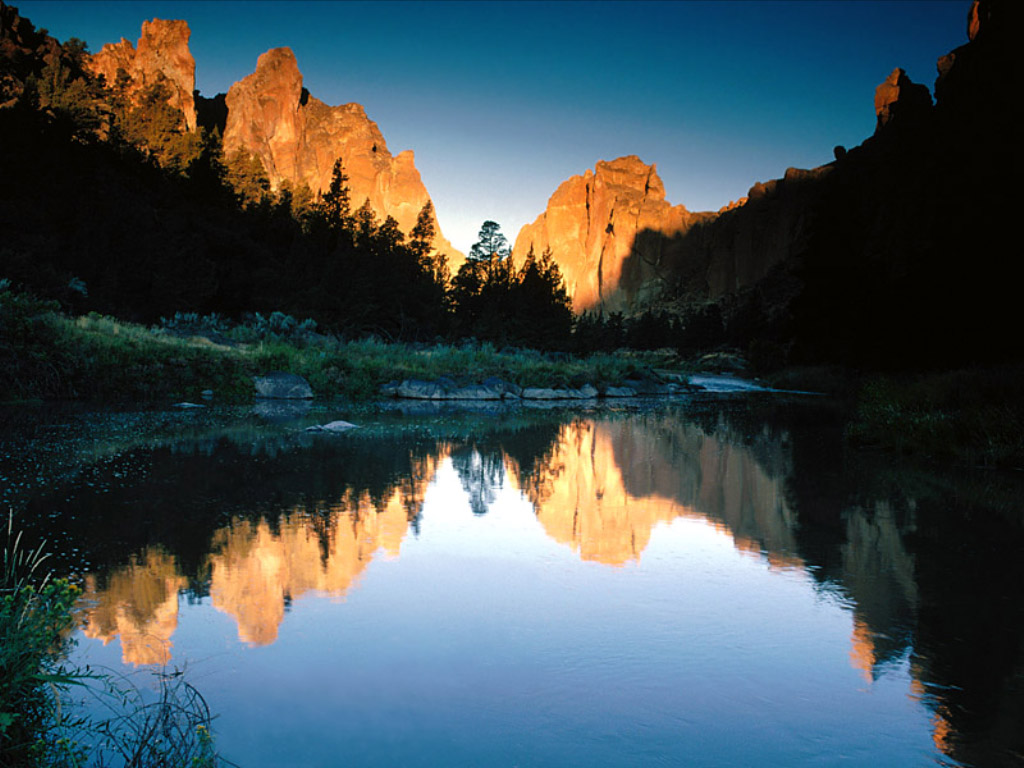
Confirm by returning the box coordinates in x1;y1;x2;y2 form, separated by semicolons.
449;446;506;516
904;488;1024;768
25;432;442;578
25;401;1024;763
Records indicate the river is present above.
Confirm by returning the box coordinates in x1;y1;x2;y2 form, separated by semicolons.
2;396;1022;767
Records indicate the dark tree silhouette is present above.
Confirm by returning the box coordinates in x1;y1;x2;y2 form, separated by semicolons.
468;220;510;262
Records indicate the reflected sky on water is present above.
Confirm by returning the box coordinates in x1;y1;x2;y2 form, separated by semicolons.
3;401;1022;767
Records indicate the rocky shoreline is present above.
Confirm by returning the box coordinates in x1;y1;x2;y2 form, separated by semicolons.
248;370;787;404
378;375;697;401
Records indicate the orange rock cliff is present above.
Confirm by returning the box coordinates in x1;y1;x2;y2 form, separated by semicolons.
89;20;458;263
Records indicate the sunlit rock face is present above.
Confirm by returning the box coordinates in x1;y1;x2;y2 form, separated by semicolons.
207;489;413;646
88;19;197;131
512;156;714;313
223;47;458;264
79;548;187;666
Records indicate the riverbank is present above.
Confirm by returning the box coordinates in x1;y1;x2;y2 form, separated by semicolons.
766;363;1024;469
0;287;668;404
5;287;1021;469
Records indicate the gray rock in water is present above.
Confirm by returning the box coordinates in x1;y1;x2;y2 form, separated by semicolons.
522;385;600;400
396;379;447;399
521;387;563;400
603;386;638;398
447;383;504;400
200;389;214;399
174;402;205;409
483;377;523;398
305;420;358;433
254;371;313;399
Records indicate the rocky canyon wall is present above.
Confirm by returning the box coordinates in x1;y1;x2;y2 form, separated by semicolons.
222;46;457;262
88;18;197;131
86;20;457;262
519;0;1019;346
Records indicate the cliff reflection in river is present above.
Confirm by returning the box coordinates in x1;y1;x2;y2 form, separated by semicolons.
61;404;1022;767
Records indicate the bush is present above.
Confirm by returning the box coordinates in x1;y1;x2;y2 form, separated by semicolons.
1;516;225;767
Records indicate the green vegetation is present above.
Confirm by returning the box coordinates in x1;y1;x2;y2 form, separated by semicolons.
0;284;253;403
1;517;224;767
1;284;657;404
846;367;1024;468
1;517;80;766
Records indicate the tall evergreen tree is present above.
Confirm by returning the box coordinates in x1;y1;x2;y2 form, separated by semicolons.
468;220;510;262
322;157;352;229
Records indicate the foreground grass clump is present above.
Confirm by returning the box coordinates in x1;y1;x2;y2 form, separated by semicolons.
846;366;1024;468
2;286;658;403
1;516;224;767
1;518;80;766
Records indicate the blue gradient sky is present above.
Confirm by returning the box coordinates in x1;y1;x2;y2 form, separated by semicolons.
17;1;968;254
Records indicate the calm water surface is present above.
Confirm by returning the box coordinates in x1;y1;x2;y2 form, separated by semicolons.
2;399;1022;767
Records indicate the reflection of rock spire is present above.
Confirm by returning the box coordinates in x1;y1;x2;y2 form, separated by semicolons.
80;548;186;666
208;487;414;646
512;422;688;566
841;501;917;681
510;419;803;568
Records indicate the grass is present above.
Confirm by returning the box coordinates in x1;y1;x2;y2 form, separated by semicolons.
1;513;82;765
2;287;661;403
1;514;226;767
845;366;1024;468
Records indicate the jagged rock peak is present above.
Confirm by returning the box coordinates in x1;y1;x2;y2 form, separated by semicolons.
89;18;196;131
513;155;697;313
968;0;989;41
0;1;64;106
874;67;931;132
223;45;459;262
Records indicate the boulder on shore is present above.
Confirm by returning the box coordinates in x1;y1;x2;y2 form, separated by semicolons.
254;371;313;399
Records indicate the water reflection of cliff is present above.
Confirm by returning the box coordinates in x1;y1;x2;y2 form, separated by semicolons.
81;548;187;666
78;452;439;660
509;416;803;568
208;491;411;646
64;407;1023;766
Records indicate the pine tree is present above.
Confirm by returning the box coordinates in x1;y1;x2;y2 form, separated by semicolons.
468;220;509;262
322;157;352;229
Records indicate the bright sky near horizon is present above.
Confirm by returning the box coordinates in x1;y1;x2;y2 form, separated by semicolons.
16;0;968;255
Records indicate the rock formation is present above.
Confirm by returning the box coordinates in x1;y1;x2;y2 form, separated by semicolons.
874;67;932;131
223;46;457;262
83;20;457;261
512;153;828;313
0;1;63;106
88;18;196;131
512;156;715;313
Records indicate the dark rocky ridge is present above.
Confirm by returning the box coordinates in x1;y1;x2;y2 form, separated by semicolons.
516;0;1020;368
637;0;1022;368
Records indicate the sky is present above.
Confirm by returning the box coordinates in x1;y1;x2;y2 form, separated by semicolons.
16;0;969;254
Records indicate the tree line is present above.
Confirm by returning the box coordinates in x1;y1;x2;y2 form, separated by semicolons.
0;20;582;349
1;16;760;357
